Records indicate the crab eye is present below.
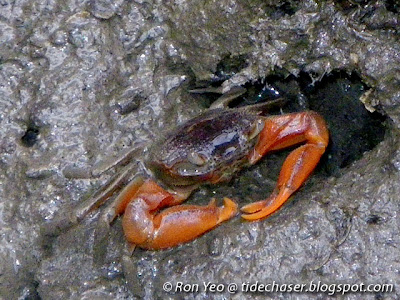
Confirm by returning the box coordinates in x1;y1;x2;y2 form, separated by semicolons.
173;162;202;176
187;151;208;166
248;119;264;140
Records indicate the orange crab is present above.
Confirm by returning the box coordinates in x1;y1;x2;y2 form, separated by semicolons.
63;96;329;251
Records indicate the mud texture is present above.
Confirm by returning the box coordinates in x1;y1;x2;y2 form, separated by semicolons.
0;0;400;299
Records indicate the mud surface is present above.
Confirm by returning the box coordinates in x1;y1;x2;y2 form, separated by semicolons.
1;1;400;299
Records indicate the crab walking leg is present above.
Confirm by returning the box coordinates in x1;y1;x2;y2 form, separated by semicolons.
92;176;147;263
121;179;238;249
241;111;329;221
41;163;138;239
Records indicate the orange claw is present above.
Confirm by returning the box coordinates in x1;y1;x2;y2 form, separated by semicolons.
119;179;238;249
240;196;275;214
241;111;329;221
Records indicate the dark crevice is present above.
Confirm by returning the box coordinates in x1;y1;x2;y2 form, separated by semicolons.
21;121;40;147
262;0;299;19
250;70;387;177
385;0;400;14
298;70;387;176
366;214;384;225
21;279;41;300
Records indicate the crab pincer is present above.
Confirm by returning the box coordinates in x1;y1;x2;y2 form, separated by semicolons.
109;179;238;249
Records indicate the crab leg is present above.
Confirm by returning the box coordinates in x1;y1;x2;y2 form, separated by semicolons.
241;111;329;221
117;179;237;249
92;175;146;262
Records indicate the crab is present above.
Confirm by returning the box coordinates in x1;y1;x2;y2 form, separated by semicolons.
59;91;329;251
